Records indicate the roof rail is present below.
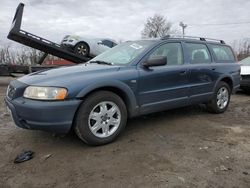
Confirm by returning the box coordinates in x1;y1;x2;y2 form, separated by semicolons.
161;35;225;44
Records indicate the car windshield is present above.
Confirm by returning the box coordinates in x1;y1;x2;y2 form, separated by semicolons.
90;40;155;65
240;57;250;65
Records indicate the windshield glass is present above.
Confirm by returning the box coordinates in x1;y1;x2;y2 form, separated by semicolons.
240;57;250;65
90;40;155;65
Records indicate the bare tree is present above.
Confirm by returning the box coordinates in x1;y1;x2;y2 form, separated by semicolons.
0;45;15;64
141;14;174;38
27;48;44;65
0;44;61;65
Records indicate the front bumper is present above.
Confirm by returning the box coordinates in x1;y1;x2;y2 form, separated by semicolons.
240;75;250;88
5;96;81;134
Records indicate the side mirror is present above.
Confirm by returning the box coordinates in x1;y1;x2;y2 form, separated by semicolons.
97;40;103;45
142;56;167;68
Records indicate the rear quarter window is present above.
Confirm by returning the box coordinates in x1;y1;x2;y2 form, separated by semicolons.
210;44;235;62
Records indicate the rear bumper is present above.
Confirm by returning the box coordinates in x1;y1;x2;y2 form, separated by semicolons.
4;96;81;134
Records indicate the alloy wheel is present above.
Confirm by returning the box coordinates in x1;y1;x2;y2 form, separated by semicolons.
88;101;121;138
77;45;87;55
216;87;229;109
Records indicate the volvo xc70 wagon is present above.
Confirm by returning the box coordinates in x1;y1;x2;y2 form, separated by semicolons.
5;36;240;146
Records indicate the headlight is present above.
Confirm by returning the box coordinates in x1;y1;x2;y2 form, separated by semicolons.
23;86;67;100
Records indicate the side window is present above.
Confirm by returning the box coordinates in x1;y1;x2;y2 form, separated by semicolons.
102;40;113;48
210;45;235;62
148;43;183;65
186;43;211;64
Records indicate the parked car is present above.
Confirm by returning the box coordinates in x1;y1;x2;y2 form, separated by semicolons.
240;56;250;93
61;35;117;57
5;36;240;146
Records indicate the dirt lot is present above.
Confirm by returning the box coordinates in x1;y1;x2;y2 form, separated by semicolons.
0;77;250;188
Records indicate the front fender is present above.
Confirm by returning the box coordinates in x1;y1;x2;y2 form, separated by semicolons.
76;80;139;117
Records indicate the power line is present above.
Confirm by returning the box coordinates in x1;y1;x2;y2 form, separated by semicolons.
189;21;250;26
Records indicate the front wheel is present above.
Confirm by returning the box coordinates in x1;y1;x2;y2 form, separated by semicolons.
74;91;127;146
206;81;231;113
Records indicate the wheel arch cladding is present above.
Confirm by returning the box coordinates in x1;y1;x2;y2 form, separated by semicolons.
220;77;233;91
213;76;233;93
76;82;139;117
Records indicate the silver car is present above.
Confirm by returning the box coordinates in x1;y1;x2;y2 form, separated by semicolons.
61;35;117;57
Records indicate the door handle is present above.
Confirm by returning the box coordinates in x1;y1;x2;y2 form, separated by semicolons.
179;70;187;75
211;68;216;71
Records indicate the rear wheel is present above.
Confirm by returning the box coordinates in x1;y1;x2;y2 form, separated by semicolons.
74;91;127;146
206;81;231;113
74;42;89;57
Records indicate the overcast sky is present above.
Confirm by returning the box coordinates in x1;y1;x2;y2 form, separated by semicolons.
0;0;250;46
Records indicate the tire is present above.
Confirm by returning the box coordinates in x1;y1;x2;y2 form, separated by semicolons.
74;91;127;146
206;81;231;114
74;42;89;57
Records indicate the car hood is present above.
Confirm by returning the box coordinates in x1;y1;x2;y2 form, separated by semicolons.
240;65;250;75
18;64;121;87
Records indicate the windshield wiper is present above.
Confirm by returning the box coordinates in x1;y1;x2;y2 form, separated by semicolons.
89;60;113;65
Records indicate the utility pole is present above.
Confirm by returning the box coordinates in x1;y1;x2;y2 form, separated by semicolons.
179;22;187;37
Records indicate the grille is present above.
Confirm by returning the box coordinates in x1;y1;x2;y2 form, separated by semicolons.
241;75;250;81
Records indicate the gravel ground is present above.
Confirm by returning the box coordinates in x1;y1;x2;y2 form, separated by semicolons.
0;77;250;188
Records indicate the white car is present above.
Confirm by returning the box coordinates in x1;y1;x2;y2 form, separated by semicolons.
240;56;250;93
61;35;117;57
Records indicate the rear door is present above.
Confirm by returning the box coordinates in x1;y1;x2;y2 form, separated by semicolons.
138;42;189;114
184;42;216;103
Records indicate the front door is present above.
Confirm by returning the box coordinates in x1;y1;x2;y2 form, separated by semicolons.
138;42;189;114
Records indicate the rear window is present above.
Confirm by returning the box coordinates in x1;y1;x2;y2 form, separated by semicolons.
210;45;235;62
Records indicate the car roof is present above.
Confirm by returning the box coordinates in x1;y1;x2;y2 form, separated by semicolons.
65;35;117;43
139;36;228;46
164;38;228;46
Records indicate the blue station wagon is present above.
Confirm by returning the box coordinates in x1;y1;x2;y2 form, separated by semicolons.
5;36;241;145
